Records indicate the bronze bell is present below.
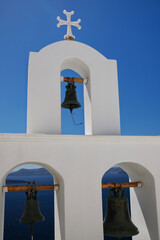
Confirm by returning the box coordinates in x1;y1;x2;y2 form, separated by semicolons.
61;82;81;113
19;191;45;225
103;187;139;239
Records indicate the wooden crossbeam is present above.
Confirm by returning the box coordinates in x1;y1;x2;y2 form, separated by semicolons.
102;181;142;189
2;184;59;192
2;181;142;193
61;76;88;84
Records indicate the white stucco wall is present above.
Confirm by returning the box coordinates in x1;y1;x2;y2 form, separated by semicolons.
2;38;159;240
27;41;120;135
0;134;160;240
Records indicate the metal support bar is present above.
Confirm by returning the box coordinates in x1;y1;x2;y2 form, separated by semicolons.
102;181;142;189
2;184;59;193
60;76;88;84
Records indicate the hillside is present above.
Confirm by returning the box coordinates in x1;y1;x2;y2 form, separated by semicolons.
8;166;125;176
8;168;51;176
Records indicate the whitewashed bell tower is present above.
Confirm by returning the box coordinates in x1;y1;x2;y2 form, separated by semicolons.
0;10;160;240
27;9;120;135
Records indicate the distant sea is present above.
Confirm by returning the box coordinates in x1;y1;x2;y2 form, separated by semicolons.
4;168;131;240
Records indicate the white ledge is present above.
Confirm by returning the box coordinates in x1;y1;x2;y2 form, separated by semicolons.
0;133;159;143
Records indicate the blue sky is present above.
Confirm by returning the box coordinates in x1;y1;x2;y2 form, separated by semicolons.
0;0;160;136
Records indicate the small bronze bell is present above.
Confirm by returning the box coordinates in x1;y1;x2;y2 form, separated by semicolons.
103;187;139;239
61;82;81;113
20;191;45;225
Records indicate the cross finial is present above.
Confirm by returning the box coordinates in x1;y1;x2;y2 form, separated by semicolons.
57;10;81;40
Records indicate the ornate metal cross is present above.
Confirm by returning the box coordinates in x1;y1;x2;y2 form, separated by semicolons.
57;10;81;40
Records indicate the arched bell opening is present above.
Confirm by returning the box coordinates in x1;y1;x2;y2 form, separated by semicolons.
102;165;132;240
101;162;158;240
118;162;158;240
3;163;62;240
61;69;84;134
61;57;91;135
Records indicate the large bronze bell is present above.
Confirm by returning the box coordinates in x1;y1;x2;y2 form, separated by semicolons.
61;82;81;113
103;187;139;239
19;190;45;225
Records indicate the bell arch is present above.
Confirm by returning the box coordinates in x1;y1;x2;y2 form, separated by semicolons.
61;58;90;134
118;162;159;240
61;68;84;134
101;162;158;240
61;57;90;78
1;161;65;240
